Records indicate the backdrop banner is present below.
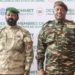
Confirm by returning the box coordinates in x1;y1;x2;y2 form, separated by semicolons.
0;0;75;75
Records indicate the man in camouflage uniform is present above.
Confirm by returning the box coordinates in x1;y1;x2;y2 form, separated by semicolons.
37;1;75;75
0;7;33;75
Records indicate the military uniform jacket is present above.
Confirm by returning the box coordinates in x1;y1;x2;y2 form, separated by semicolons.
0;25;33;74
37;20;75;74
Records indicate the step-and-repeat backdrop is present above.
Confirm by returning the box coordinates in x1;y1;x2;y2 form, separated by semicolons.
0;0;75;75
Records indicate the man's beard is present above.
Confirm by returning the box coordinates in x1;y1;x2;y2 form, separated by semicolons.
6;18;17;26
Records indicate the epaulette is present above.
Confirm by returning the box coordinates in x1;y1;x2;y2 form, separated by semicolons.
45;20;53;25
65;20;75;28
43;20;53;27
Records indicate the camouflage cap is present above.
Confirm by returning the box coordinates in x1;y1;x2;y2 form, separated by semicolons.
6;7;19;14
54;1;68;11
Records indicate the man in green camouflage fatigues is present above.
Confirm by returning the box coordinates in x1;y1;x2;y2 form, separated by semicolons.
0;7;33;75
37;1;75;75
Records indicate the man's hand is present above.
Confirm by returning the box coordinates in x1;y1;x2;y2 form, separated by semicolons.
38;69;45;75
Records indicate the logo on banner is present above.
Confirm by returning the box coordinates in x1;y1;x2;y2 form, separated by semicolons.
36;8;44;16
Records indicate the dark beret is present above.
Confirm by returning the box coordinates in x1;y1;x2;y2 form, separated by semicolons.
6;7;19;14
54;1;68;11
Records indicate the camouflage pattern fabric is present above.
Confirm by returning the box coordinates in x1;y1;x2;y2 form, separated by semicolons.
0;25;33;74
37;20;75;74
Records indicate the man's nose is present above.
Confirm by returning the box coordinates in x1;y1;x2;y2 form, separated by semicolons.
58;9;62;13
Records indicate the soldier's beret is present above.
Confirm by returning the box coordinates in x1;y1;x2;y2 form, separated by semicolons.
6;7;19;14
54;1;68;11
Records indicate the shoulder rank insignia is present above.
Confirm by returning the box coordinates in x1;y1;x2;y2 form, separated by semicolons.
67;24;75;28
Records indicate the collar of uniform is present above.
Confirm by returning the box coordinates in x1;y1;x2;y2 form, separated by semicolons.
54;19;64;24
7;25;18;29
54;20;65;27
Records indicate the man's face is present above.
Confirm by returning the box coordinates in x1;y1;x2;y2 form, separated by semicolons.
5;11;18;26
54;5;67;21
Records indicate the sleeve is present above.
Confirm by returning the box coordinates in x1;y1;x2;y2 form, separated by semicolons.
37;25;47;70
23;31;34;72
